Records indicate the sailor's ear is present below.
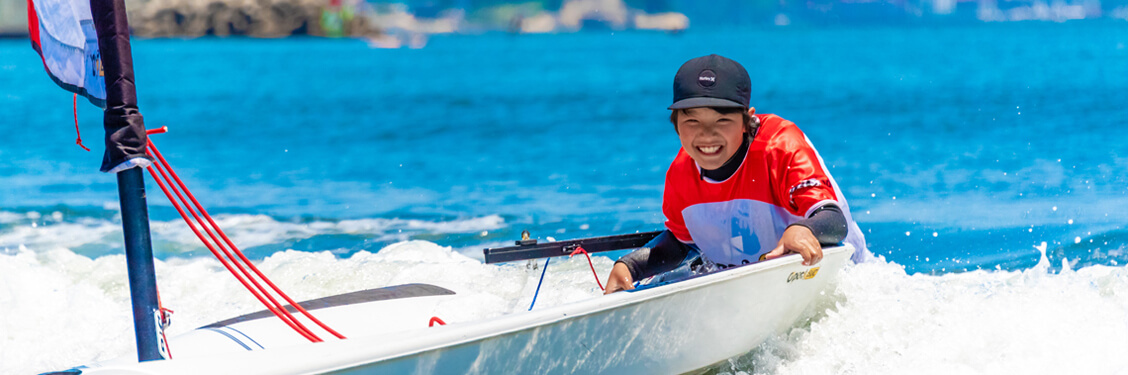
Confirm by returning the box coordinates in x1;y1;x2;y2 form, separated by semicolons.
747;107;756;116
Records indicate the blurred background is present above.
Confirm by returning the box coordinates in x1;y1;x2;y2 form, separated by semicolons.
5;0;1128;39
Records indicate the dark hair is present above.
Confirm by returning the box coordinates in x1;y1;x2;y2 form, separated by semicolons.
670;107;759;135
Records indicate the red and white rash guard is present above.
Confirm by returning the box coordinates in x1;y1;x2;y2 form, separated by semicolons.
663;114;869;264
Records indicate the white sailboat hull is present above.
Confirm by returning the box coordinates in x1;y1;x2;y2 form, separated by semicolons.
72;245;852;375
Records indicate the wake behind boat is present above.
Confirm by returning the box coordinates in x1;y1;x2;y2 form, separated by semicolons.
62;245;853;374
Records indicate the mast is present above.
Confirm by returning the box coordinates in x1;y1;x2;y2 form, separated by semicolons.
88;0;165;362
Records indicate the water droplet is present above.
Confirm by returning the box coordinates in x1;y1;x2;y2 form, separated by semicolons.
1074;237;1081;244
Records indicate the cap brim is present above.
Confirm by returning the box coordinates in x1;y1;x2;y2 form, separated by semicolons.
667;97;745;110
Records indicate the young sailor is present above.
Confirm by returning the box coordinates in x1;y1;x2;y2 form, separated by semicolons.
604;54;869;294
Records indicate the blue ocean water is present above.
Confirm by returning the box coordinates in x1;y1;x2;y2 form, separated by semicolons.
5;22;1128;374
4;22;1127;274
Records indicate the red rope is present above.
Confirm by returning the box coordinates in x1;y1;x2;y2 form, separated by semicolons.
147;142;346;340
429;317;446;327
569;246;604;291
72;94;90;152
147;159;323;342
148;157;316;339
145;163;322;342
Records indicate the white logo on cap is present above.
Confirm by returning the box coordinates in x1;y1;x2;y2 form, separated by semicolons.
698;69;717;87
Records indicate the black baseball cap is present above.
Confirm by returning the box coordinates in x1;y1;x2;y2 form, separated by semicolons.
668;54;750;110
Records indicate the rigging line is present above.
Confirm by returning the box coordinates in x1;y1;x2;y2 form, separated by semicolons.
146;162;321;342
71;93;90;151
147;142;346;339
147;161;319;341
528;257;550;311
570;246;604;291
147;150;321;341
147;156;320;341
146;162;319;342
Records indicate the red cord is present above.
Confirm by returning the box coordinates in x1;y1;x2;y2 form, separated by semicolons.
72;94;90;151
569;246;605;291
429;317;446;327
146;163;322;342
147;142;346;340
148;157;320;341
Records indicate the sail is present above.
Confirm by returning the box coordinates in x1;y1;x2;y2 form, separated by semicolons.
27;0;107;108
27;0;150;173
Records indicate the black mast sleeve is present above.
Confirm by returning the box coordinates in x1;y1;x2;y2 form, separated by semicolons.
616;230;693;281
789;204;848;246
91;0;149;172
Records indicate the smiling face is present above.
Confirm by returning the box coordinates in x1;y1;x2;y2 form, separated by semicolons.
674;107;748;170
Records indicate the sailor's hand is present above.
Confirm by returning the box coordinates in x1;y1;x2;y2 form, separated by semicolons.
763;225;823;266
603;262;635;295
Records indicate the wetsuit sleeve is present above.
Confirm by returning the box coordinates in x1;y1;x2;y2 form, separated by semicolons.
768;123;839;217
616;230;692;281
789;204;848;246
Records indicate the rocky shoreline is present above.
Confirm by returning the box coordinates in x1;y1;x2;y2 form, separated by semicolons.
4;0;688;39
122;0;379;38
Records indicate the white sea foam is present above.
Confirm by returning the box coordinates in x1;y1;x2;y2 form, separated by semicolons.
149;214;506;249
2;214;507;254
716;252;1128;374
0;218;122;251
0;211;23;223
336;215;506;235
6;237;1128;374
1;241;611;374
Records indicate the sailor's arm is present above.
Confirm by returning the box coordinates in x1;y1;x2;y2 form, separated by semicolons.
794;204;848;245
604;230;691;294
762;204;848;266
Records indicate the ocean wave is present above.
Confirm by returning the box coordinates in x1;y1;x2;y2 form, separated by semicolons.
0;211;507;257
714;246;1128;374
1;241;612;374
0;211;24;224
6;240;1128;374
